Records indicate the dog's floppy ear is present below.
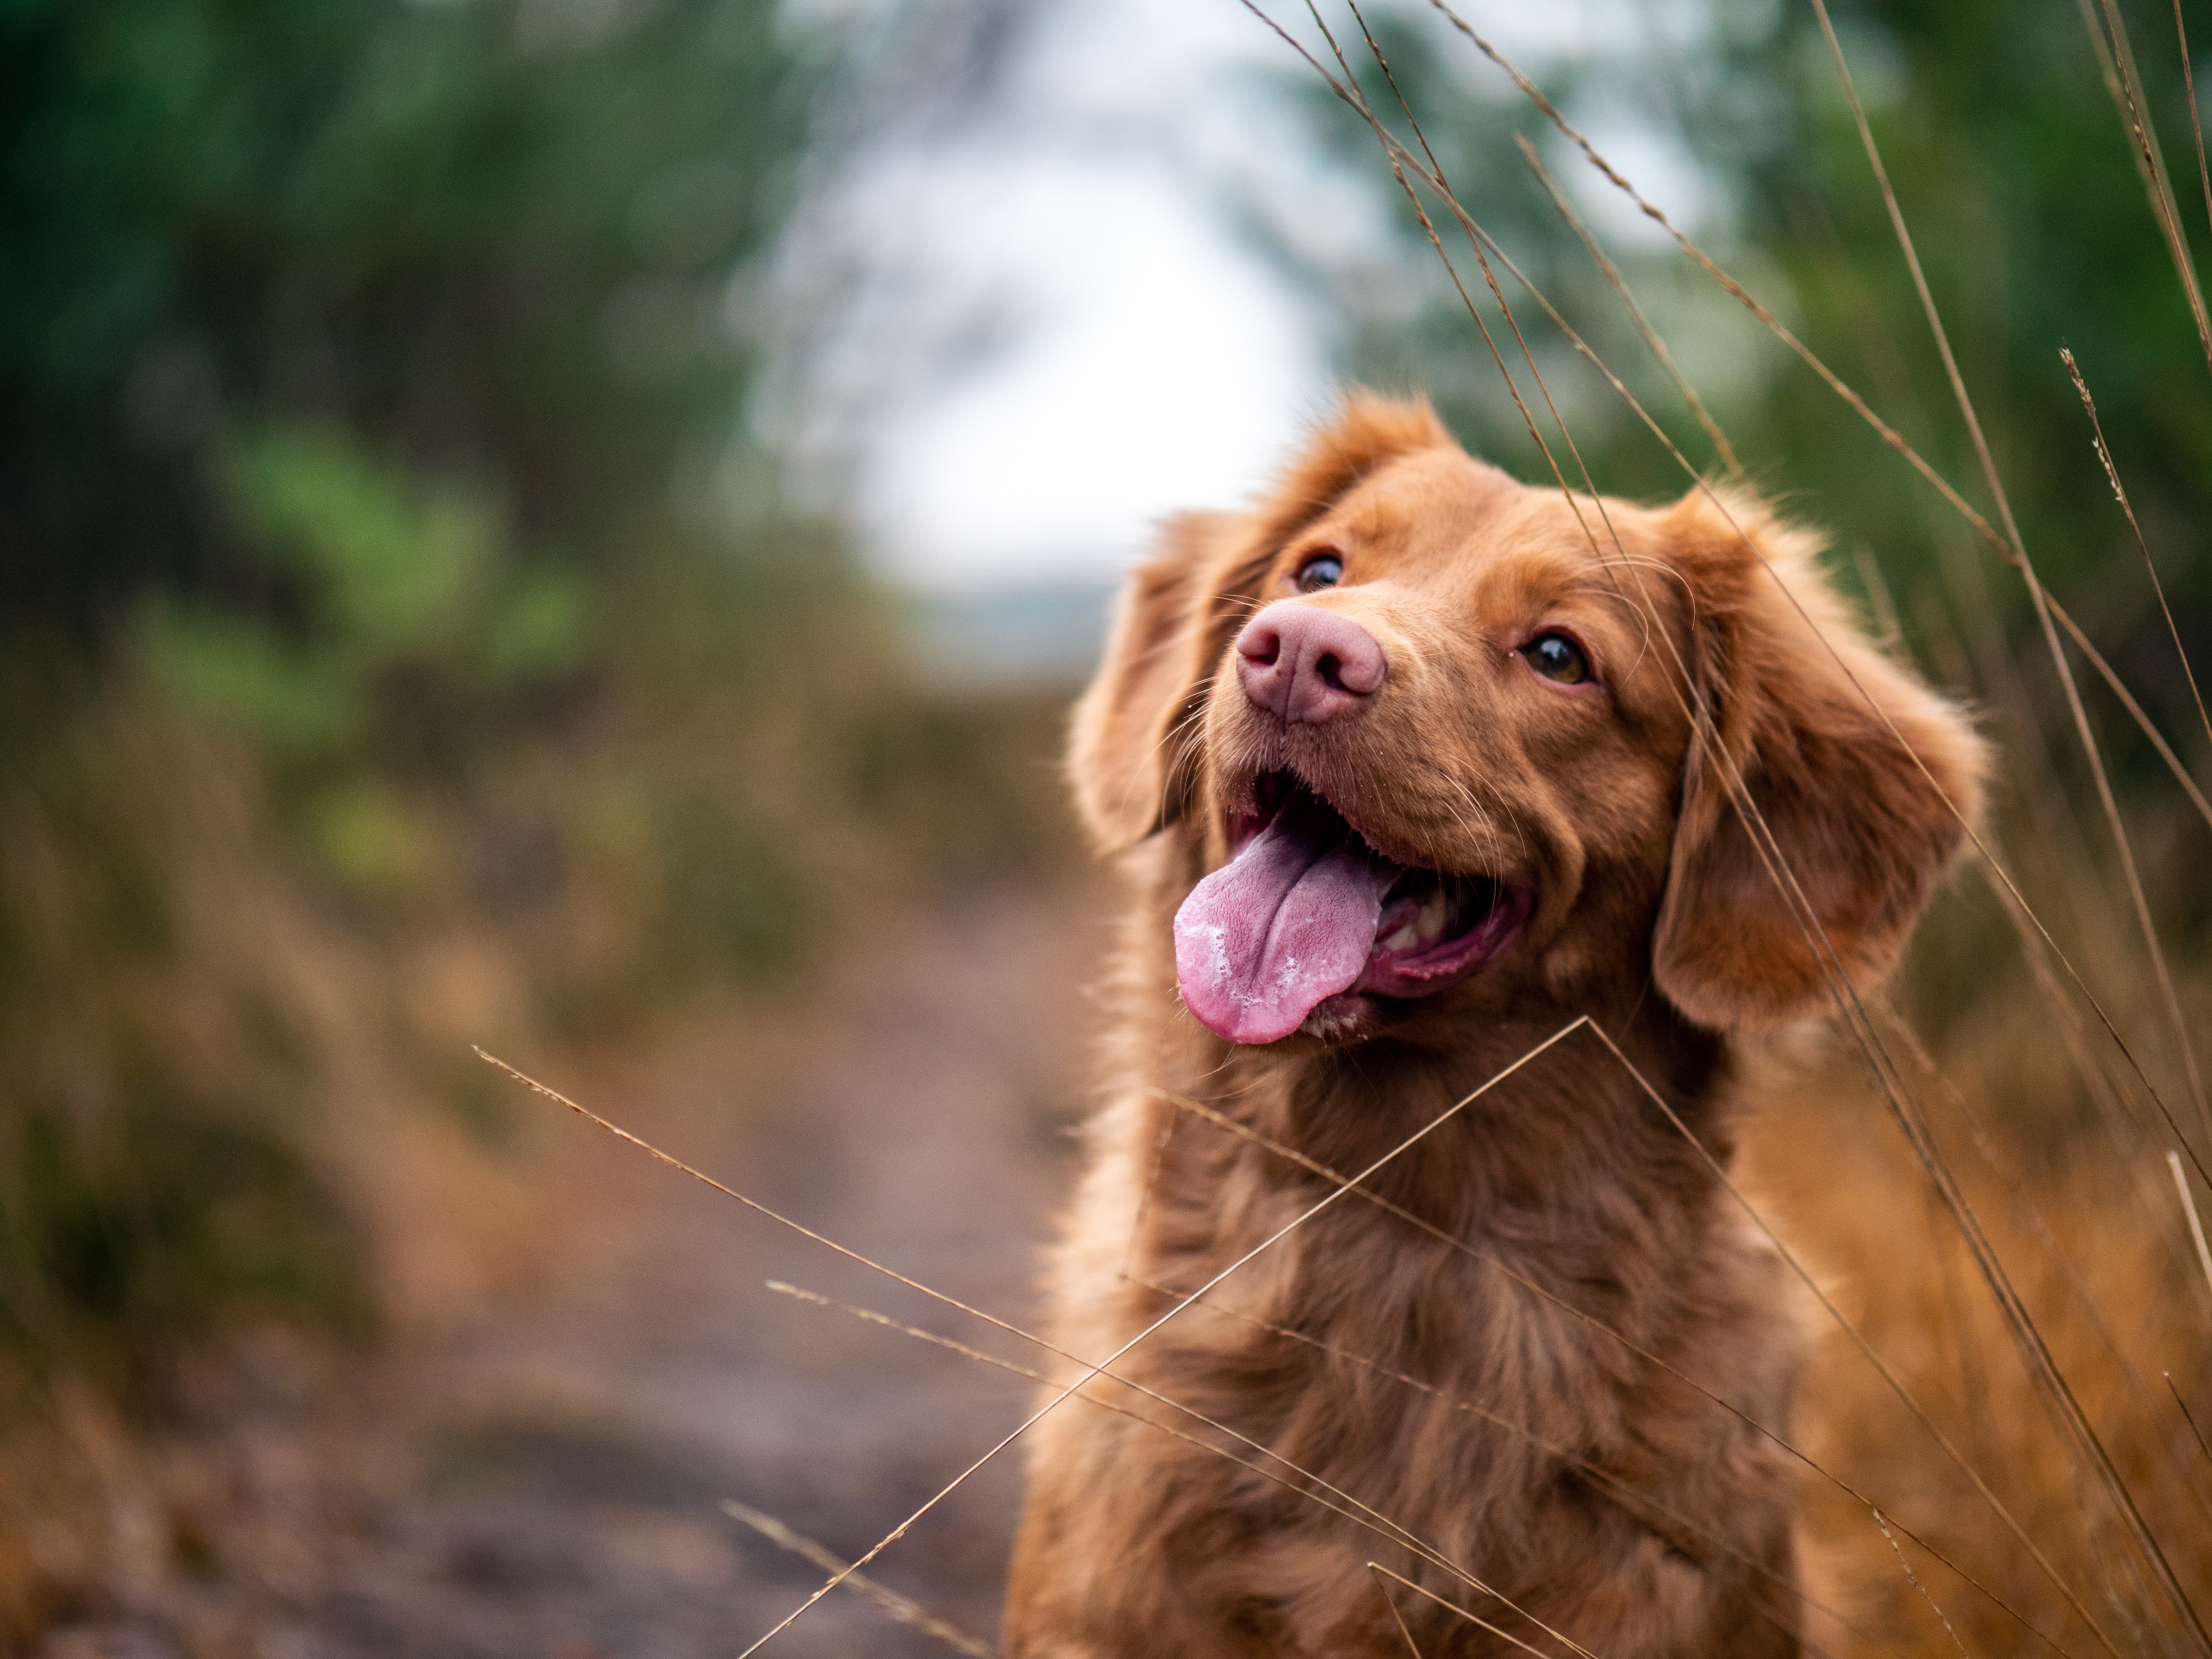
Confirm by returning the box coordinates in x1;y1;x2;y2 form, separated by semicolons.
1068;512;1231;848
1651;492;1988;1029
1068;391;1455;850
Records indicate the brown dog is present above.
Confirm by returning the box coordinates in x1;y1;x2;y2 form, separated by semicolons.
1004;394;1984;1657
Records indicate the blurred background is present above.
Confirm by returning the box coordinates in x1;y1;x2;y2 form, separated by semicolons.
3;0;2209;1653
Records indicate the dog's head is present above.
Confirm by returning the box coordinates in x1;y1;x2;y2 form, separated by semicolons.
1071;392;1986;1046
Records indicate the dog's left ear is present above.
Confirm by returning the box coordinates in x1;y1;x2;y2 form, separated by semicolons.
1651;492;1988;1030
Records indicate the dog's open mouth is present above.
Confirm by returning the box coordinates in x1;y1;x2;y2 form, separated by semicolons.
1172;772;1533;1045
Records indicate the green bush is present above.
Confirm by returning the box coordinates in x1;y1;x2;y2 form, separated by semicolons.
2;1090;367;1396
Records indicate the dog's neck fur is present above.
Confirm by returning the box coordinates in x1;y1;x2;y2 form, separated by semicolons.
1079;836;1752;1424
1116;841;1739;1365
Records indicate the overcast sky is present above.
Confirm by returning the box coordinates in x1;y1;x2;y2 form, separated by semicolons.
780;0;1720;596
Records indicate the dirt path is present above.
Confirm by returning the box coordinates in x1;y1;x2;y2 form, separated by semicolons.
288;882;1107;1659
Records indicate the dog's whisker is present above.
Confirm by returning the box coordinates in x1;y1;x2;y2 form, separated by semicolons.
1150;685;1211;757
1443;771;1528;872
1433;782;1505;872
1437;785;1498;864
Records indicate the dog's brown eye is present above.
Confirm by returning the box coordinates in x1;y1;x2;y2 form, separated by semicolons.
1528;633;1589;684
1295;553;1343;593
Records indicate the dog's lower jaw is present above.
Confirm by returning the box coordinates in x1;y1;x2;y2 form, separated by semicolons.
1295;990;1371;1042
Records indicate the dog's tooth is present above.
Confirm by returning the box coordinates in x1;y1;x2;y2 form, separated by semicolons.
1381;923;1417;951
1415;887;1449;945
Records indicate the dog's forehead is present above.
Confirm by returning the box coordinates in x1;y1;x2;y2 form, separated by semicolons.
1327;446;1505;543
1331;448;1627;585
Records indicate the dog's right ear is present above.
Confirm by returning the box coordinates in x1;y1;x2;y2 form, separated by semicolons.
1069;392;1456;850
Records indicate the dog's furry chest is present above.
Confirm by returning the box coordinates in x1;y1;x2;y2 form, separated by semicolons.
1009;1075;1804;1657
1099;1090;1781;1473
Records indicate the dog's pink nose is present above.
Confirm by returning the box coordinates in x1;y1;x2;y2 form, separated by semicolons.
1235;600;1386;725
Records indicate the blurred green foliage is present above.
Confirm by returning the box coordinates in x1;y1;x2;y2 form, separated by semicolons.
1719;1;2212;676
148;427;586;757
0;0;850;1402
0;0;1089;1438
3;1093;369;1396
1;0;805;637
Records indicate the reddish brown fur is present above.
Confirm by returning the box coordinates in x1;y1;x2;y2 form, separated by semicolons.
1008;394;1986;1658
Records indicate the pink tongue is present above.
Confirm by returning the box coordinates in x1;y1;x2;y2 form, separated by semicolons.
1173;795;1399;1045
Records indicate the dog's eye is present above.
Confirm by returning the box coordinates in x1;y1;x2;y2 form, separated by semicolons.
1294;553;1343;593
1527;633;1589;684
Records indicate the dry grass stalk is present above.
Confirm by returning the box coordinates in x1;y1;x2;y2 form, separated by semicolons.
2076;0;2212;375
2059;347;2212;790
1365;1561;1552;1657
1295;25;2205;1642
446;16;2212;1655
1511;133;1745;481
719;1500;1000;1658
2171;0;2212;251
2169;1152;2212;1305
1153;1084;2058;1654
762;1280;1559;1617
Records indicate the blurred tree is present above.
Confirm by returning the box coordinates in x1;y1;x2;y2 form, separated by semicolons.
0;0;806;643
0;0;854;1399
1712;0;2212;654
